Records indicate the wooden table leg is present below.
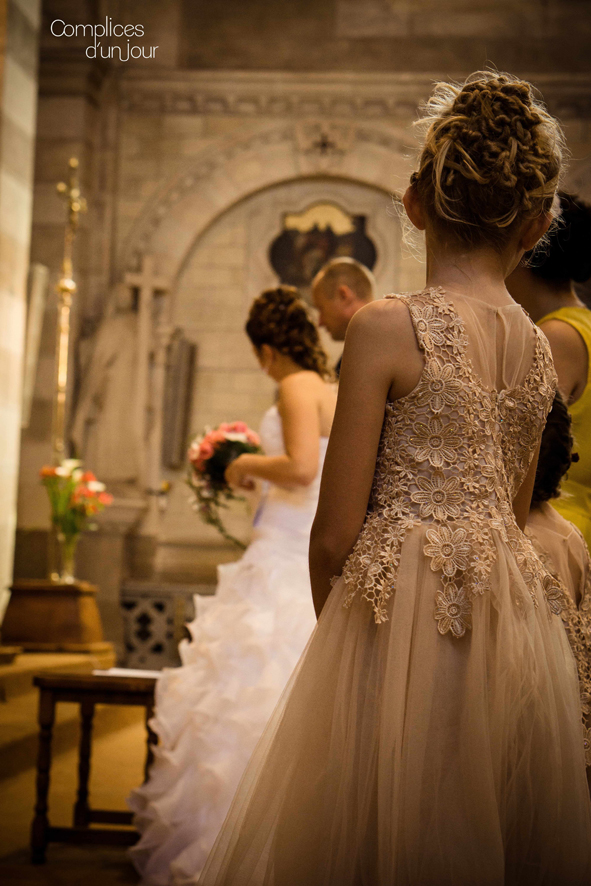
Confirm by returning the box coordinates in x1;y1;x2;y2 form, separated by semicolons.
74;699;95;827
144;702;157;782
31;688;55;863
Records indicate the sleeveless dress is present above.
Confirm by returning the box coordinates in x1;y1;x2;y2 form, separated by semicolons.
538;306;591;549
128;405;323;885
199;288;591;886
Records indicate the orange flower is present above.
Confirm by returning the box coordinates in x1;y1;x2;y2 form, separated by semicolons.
81;471;96;482
40;466;58;478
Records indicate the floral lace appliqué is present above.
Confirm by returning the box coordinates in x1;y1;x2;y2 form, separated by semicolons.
434;583;472;637
340;287;558;636
425;525;471;578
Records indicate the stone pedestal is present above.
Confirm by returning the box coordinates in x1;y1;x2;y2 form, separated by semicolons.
1;580;113;654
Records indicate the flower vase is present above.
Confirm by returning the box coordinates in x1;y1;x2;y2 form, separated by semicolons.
57;533;79;584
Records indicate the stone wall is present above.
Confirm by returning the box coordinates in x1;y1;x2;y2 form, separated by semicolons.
0;0;39;620
178;0;591;74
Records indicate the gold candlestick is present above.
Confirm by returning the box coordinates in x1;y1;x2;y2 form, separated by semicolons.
51;158;86;464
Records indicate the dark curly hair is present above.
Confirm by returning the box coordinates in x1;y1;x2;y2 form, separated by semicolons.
528;191;591;284
246;286;331;379
531;391;579;508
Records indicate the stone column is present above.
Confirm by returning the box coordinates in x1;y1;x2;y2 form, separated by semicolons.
0;0;40;621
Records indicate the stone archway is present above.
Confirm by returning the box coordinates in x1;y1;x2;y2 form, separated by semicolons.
119;119;418;287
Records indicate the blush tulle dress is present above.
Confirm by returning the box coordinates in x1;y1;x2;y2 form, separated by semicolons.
527;501;591;772
128;405;323;884
199;289;591;886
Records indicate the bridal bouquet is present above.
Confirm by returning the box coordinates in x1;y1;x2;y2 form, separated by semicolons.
40;459;113;582
187;422;262;549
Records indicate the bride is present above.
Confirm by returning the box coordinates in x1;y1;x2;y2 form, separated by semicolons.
128;286;336;885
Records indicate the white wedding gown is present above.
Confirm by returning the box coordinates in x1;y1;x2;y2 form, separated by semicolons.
128;405;324;885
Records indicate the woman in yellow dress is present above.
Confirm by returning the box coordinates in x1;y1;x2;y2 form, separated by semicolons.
507;192;591;549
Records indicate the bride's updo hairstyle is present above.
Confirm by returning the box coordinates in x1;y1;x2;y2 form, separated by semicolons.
246;286;331;379
412;71;566;248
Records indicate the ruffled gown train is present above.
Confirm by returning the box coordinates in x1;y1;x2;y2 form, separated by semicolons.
128;406;323;884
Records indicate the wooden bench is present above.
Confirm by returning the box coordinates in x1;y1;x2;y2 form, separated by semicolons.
31;671;158;863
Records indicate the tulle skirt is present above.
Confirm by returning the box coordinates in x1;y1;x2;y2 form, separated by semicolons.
199;528;591;886
128;530;317;885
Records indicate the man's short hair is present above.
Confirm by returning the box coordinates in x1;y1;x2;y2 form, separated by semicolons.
313;257;375;302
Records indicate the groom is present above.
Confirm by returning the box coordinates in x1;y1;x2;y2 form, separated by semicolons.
311;257;375;376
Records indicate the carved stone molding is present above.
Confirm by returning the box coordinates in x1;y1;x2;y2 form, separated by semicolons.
120;71;436;119
119;70;591;121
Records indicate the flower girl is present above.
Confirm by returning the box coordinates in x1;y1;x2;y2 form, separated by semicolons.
200;73;591;886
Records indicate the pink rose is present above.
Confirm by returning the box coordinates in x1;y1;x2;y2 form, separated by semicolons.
231;421;247;433
199;440;214;460
247;431;260;446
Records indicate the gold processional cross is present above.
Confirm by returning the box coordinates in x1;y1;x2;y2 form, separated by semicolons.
52;158;87;464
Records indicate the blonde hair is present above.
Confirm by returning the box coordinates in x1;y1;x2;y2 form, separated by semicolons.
412;71;566;247
313;257;375;303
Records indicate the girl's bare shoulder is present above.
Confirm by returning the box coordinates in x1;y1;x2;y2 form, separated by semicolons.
346;296;417;349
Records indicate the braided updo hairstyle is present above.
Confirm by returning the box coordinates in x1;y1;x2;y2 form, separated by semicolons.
246;286;331;379
531;391;579;508
412;71;566;247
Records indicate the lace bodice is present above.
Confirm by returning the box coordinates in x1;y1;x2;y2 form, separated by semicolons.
341;287;559;633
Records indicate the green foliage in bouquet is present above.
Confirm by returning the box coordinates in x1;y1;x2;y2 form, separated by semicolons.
187;422;262;549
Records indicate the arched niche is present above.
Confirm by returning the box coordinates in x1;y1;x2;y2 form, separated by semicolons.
119;120;421;287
